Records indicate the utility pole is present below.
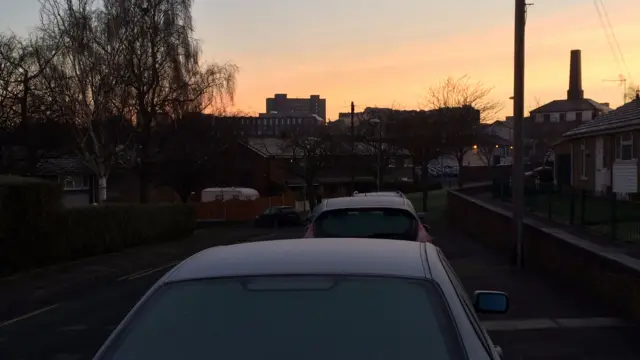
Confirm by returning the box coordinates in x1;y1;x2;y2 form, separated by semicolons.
512;0;527;269
350;101;356;193
377;125;382;191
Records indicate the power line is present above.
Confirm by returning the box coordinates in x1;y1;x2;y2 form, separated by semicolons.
598;0;631;82
593;0;623;75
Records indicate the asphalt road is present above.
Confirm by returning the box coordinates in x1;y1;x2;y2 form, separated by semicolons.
1;226;640;360
0;227;304;360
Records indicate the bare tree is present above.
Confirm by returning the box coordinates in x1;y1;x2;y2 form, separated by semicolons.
425;75;503;186
102;0;238;202
0;32;61;171
625;82;638;103
39;0;134;202
425;75;504;122
155;112;238;202
281;127;335;208
393;112;445;211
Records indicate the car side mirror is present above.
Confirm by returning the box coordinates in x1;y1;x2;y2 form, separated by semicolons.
473;291;509;314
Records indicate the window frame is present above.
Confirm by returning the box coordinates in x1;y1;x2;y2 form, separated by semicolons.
616;132;634;161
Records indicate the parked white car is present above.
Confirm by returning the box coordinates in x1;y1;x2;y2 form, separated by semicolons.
93;238;508;360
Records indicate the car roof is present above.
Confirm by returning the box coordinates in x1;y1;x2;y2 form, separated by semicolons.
166;238;432;283
323;196;415;211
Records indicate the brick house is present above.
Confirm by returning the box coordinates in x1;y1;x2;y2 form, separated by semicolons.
555;92;640;197
525;50;612;163
217;137;418;199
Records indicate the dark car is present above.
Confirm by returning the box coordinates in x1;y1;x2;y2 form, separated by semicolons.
254;206;302;227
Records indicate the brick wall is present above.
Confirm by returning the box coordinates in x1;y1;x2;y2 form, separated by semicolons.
447;189;640;320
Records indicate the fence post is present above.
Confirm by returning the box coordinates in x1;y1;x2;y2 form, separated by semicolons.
610;191;617;242
580;190;586;226
569;188;575;225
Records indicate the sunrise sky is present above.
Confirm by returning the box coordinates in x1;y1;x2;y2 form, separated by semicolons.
2;0;638;120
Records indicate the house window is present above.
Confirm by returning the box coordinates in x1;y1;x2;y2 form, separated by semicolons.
567;112;576;121
616;132;634;160
580;140;587;178
535;114;543;123
543;114;550;122
550;113;559;122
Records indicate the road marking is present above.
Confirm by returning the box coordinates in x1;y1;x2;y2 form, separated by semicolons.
555;317;630;328
482;317;631;332
118;233;276;281
123;261;180;280
57;325;88;331
117;267;153;281
0;304;59;328
52;354;81;360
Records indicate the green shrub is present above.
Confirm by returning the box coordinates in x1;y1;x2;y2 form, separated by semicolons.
0;175;62;273
53;203;196;261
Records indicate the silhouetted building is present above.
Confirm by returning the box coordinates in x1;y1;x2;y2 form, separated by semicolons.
265;94;326;121
525;49;612;162
213;113;324;137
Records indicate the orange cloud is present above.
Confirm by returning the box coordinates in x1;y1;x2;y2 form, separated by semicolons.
206;1;640;120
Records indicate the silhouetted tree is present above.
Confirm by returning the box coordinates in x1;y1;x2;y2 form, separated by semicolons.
102;0;238;202
281;127;336;208
156;113;238;202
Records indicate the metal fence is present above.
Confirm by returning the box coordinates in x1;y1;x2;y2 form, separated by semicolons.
491;179;640;244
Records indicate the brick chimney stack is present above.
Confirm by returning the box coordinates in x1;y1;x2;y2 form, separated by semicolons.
567;50;584;101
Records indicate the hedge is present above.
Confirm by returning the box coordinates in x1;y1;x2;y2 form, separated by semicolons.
0;175;62;272
0;175;196;275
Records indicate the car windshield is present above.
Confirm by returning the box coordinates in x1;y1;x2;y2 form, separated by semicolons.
314;208;418;240
97;276;464;360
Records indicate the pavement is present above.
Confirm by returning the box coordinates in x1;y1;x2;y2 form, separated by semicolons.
431;223;640;360
1;223;640;359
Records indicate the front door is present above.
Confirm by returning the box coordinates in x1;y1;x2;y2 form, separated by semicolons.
556;154;571;187
595;136;608;194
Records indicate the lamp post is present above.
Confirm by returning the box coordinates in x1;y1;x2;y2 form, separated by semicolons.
369;118;382;191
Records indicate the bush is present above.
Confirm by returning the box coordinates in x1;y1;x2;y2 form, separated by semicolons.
52;204;196;261
0;175;62;273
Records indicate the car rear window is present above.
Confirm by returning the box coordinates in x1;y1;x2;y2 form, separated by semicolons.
314;208;418;240
98;276;465;360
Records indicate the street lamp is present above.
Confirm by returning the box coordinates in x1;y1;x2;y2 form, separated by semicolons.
368;118;382;191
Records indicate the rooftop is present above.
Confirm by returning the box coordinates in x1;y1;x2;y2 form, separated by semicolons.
166;238;430;282
563;96;640;138
530;98;612;114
